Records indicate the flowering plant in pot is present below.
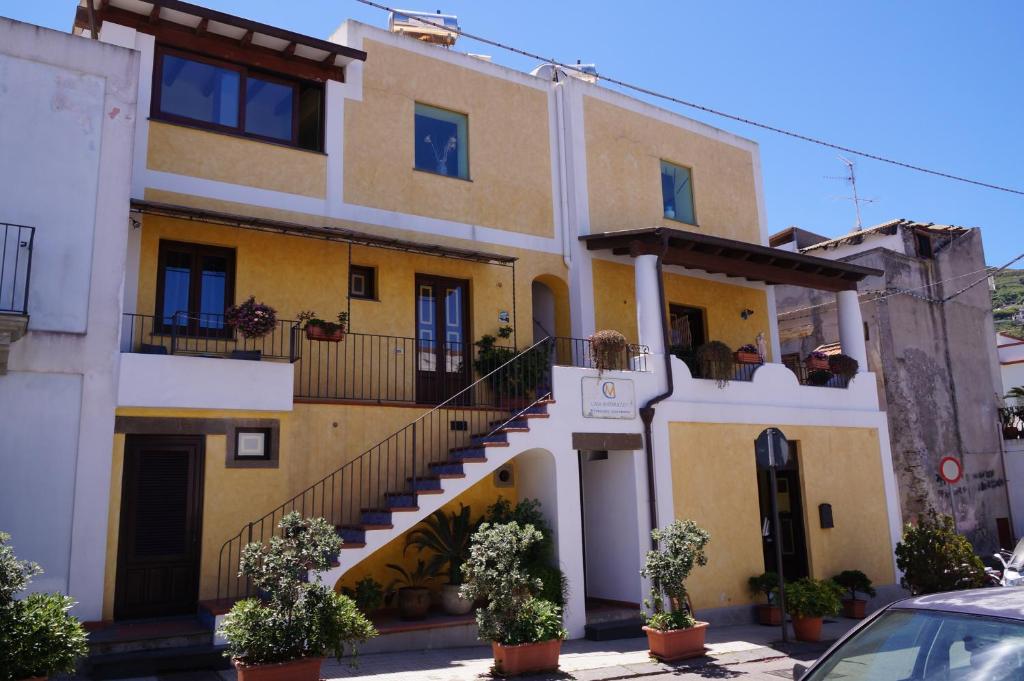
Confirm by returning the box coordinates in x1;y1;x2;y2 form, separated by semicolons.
734;343;762;364
405;504;481;615
385;559;437;620
783;577;842;642
831;570;876;619
805;350;830;372
640;519;711;662
0;532;88;681
297;310;349;342
747;571;781;626
225;296;278;340
460;521;567;676
588;329;627;372
217;513;376;681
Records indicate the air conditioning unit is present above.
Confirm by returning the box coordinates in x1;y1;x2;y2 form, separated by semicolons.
388;9;459;47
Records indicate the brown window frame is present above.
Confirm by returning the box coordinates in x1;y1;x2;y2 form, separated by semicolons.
349;264;377;301
155;240;237;338
152;45;321;151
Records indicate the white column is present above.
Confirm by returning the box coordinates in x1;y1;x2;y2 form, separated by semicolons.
634;254;665;356
836;289;867;372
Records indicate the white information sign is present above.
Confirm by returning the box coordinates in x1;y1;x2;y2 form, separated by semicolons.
582;377;636;419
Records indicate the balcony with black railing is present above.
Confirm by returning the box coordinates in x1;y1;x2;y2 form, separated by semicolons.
1001;406;1024;440
121;312;300;362
0;223;34;317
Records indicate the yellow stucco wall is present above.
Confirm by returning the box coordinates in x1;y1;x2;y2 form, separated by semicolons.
668;422;895;612
591;258;772;358
147;121;327;198
583;96;761;243
343;40;554;236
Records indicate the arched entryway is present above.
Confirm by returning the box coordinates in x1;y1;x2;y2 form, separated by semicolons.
531;275;570;344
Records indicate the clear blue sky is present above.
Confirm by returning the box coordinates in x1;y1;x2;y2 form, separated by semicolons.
10;1;1022;264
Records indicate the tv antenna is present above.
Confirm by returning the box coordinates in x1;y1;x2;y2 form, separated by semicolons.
827;156;875;231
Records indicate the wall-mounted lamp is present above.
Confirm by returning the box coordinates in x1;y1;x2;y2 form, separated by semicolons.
740;308;755;320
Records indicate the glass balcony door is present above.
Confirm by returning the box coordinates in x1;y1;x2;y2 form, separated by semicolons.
415;274;470;405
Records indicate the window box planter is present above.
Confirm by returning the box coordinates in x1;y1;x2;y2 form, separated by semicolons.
233;656;323;681
842;598;867;619
305;325;346;343
792;615;823;642
733;350;762;364
643;622;708;662
805;356;830;372
492;639;561;676
756;603;782;626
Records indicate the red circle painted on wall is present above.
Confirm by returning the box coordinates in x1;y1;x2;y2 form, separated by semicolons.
939;456;963;484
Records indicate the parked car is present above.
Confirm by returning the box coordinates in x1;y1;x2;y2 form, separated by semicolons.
794;587;1024;680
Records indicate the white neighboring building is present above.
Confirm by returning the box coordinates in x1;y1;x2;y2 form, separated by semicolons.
0;17;138;618
998;332;1024;395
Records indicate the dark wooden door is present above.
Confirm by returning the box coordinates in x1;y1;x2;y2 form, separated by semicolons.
115;435;205;620
757;445;809;580
415;275;470;404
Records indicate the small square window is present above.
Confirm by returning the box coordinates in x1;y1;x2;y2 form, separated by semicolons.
350;265;376;300
415;103;469;179
235;428;271;460
660;160;696;225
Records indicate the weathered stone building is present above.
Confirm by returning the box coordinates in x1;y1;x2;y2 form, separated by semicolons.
773;220;1012;552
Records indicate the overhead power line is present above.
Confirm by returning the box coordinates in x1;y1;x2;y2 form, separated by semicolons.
355;0;1024;197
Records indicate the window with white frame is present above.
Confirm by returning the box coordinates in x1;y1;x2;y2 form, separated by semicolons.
660;160;696;225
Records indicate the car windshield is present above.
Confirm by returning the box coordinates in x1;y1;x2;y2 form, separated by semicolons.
805;608;1024;681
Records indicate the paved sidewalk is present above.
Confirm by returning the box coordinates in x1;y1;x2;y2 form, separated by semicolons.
104;618;854;681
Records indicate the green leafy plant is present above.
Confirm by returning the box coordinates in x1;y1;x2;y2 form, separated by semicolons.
0;532;88;680
588;329;627;372
695;341;735;387
483;497;565;606
297;310;349;335
385;559;437;592
459;521;566;645
640;519;711;631
894;510;986;595
828;353;859;379
1006;386;1024;403
217;513;376;665
832;570;876;602
405;504;480;586
473;334;550;401
341;576;384;615
806;368;835;386
784;578;843;618
747;571;780;605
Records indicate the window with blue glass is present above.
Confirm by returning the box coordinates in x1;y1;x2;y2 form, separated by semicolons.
154;47;322;151
414;103;469;179
660;160;696;225
156;241;236;336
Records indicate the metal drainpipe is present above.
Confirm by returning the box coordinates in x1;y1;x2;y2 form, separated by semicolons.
639;235;673;549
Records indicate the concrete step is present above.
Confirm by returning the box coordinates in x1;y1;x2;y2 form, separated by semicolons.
87;644;229;679
584;617;646;641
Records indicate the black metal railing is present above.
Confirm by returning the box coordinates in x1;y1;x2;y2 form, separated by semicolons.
120;312;299;362
0;223;35;315
1001;406;1024;440
783;360;852;389
549;336;648;372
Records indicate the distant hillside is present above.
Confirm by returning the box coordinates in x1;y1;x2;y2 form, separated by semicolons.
992;268;1024;334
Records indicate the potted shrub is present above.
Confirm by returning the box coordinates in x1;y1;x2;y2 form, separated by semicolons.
473;329;550;410
832;570;876;619
0;532;88;681
483;498;566;607
217;513;376;681
784;577;843;642
588;329;627;372
405;504;481;615
640;519;711;662
805;350;830;372
696;341;735;387
386;559;436;620
225;296;278;340
460;521;567;676
828;353;859;380
297;310;349;342
806;369;834;386
747;572;781;626
734;343;762;364
894;510;986;595
341;575;385;616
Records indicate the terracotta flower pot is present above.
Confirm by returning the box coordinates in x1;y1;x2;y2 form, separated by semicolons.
441;583;474;615
757;604;782;626
233;656;323;681
792;616;824;642
734;351;762;365
305;325;346;342
397;586;431;620
644;622;709;662
842;598;867;619
492;639;561;676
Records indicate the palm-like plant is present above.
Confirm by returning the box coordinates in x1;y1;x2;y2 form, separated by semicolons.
405;504;481;585
1007;386;1024;403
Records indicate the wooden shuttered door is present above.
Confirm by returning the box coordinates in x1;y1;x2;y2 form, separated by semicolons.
115;436;205;620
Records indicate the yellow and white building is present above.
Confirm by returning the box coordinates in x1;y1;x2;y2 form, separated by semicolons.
16;0;908;640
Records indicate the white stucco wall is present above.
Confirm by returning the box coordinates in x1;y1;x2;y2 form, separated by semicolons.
0;18;138;620
1004;440;1024;540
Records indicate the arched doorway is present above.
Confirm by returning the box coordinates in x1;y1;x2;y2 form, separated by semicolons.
531;275;570;344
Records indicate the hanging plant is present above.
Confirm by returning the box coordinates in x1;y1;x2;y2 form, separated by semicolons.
588;330;627;372
695;341;734;387
828;353;859;379
225;296;278;339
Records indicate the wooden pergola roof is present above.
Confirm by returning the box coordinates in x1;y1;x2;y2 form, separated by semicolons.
581;227;881;292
